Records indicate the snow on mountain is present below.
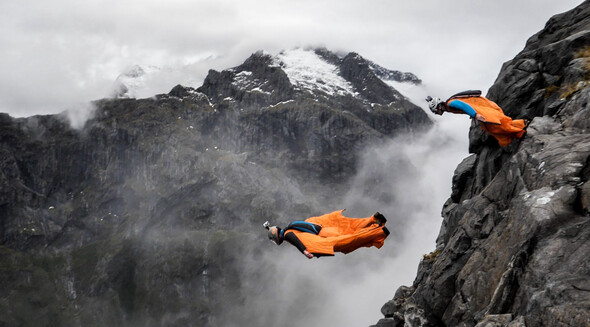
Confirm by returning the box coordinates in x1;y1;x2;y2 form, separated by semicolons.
273;48;358;97
231;69;271;96
369;61;421;85
110;47;423;111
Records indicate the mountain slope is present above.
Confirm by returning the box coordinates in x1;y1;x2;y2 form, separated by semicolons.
0;48;429;327
374;2;590;326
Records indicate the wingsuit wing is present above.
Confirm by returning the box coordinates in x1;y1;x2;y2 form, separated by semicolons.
289;210;389;256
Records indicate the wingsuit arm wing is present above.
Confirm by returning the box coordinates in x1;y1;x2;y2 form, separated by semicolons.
284;231;307;253
448;99;477;117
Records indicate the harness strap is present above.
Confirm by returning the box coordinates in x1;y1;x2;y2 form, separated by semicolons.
447;89;482;101
284;221;322;235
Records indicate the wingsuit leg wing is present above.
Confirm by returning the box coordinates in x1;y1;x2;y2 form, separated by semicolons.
289;210;389;256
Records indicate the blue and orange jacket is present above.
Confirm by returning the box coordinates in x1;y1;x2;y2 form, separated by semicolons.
446;91;526;146
283;210;388;256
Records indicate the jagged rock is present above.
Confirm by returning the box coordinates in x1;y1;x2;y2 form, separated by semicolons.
193;48;431;183
339;52;405;105
198;51;294;107
375;2;590;326
472;314;526;327
487;1;590;122
372;317;398;327
474;314;513;327
450;154;477;203
508;316;527;327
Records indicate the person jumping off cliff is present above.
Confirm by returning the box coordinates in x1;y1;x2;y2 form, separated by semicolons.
263;210;390;258
426;90;529;147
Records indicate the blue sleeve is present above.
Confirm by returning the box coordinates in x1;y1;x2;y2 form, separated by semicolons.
448;100;477;118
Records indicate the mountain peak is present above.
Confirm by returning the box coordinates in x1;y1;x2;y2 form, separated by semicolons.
196;47;422;110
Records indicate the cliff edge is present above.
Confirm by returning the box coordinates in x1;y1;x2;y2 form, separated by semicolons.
375;2;590;326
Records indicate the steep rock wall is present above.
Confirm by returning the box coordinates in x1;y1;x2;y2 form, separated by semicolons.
375;2;590;326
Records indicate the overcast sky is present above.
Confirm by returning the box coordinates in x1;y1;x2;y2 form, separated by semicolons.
2;2;586;325
0;0;585;117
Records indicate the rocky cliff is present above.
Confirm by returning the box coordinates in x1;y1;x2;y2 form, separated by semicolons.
375;2;590;326
0;48;429;326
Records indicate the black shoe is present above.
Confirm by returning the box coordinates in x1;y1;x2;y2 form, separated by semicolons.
382;226;390;236
374;212;387;225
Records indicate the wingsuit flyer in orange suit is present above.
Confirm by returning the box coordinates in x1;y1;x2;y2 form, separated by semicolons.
264;210;390;259
426;90;528;147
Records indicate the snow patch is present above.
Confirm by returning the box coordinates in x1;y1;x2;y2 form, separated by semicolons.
249;87;271;95
232;69;271;93
522;188;558;221
536;193;554;205
522;189;555;203
273;48;355;96
268;99;295;109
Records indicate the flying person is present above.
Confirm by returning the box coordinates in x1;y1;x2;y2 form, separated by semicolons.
264;210;390;259
426;90;529;147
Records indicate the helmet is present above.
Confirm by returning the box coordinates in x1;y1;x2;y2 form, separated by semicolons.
425;96;443;114
264;222;283;245
267;227;283;245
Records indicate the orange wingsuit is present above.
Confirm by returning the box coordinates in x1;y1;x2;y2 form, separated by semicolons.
287;210;388;256
446;95;526;147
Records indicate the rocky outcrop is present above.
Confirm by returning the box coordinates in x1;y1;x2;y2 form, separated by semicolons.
0;49;429;326
374;2;590;326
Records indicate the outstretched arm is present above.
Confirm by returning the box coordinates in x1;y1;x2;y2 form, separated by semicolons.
284;232;314;258
448;100;486;122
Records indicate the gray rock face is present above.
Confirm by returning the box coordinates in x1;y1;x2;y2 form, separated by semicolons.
376;2;590;326
0;48;430;326
194;48;431;183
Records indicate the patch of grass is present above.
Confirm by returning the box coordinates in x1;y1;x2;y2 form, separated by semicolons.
560;81;589;100
544;47;590;100
574;45;590;79
422;249;441;262
574;45;590;59
544;84;560;98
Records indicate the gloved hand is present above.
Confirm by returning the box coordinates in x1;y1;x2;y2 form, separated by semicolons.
475;113;487;122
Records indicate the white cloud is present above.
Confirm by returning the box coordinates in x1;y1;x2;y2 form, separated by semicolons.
233;115;470;327
2;1;583;324
0;0;584;117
